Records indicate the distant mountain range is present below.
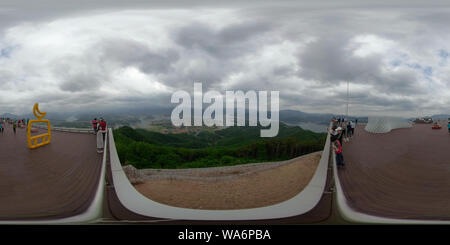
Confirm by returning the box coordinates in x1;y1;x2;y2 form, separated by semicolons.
1;108;364;122
5;109;448;127
0;113;20;118
427;114;450;120
407;114;450;121
279;110;368;125
1;107;169;121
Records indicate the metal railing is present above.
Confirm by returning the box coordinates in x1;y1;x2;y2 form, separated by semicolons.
33;124;94;133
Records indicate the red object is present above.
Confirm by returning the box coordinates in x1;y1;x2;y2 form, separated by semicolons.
99;121;107;130
432;125;441;129
92;120;97;128
334;140;342;154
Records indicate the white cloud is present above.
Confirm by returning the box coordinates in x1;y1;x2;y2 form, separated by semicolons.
350;34;396;57
0;3;449;117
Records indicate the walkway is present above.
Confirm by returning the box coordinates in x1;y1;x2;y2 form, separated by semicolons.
339;123;450;220
0;125;102;220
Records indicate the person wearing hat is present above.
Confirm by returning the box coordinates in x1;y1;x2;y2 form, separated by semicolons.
336;127;344;146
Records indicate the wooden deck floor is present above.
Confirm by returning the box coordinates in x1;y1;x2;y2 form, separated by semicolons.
339;123;450;220
0;125;102;220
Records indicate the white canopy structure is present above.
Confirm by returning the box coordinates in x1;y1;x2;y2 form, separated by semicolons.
364;116;412;133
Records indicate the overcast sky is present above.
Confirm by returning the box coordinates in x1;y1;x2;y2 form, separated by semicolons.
1;0;450;117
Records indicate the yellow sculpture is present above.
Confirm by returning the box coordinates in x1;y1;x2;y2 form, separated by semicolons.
27;103;51;149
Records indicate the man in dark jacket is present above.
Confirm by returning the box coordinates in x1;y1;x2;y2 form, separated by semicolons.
92;118;98;134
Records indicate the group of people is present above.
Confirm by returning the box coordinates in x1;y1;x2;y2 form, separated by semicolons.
329;117;358;168
0;118;28;135
16;118;29;128
92;118;107;153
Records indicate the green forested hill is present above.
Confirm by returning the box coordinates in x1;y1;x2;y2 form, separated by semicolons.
115;123;324;148
113;123;326;169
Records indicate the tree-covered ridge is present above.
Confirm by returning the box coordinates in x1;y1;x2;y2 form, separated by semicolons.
113;123;326;169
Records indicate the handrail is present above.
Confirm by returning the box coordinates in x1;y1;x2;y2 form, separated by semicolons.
33;125;94;133
108;127;331;220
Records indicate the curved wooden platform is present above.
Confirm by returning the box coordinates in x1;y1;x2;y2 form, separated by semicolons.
339;123;450;220
0;126;103;220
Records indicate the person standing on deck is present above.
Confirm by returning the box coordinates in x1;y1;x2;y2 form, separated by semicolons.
332;118;338;129
0;121;3;134
96;118;107;153
341;120;348;142
332;138;345;167
329;125;338;141
351;120;355;136
347;121;352;138
12;121;16;134
448;118;450;133
92;118;98;134
99;118;107;142
336;127;344;146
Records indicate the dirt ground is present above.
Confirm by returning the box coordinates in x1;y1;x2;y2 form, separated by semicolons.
133;151;321;210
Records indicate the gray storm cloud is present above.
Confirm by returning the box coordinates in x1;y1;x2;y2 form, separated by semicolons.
0;0;449;117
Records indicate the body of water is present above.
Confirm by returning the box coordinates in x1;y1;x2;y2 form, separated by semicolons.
297;122;329;133
283;121;329;133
